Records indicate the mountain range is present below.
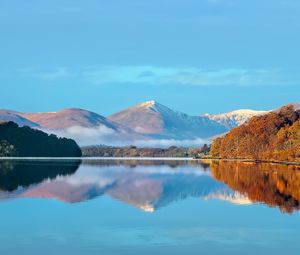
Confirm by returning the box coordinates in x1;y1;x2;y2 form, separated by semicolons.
0;100;296;146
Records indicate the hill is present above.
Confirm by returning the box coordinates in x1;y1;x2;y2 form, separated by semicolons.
21;108;119;130
0;122;82;157
210;104;300;162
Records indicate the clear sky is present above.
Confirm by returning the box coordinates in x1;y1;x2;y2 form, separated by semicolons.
0;0;300;116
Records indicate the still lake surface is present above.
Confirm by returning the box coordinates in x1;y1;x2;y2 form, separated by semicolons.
0;158;300;255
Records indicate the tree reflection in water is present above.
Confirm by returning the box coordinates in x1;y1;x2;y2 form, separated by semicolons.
0;159;81;191
210;160;300;213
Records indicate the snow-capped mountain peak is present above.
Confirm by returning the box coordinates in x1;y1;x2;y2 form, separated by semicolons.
204;109;268;129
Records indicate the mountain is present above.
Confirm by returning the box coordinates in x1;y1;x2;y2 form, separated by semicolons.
205;103;300;130
109;100;227;139
21;108;119;130
0;108;122;131
203;109;268;130
210;103;300;162
0;109;40;128
3;108;145;146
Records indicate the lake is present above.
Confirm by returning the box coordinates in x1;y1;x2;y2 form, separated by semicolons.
0;158;300;255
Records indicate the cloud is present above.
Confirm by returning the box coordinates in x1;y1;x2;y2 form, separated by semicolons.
18;67;73;81
82;65;287;86
59;165;210;191
43;125;119;146
42;125;208;148
19;65;296;87
133;138;209;148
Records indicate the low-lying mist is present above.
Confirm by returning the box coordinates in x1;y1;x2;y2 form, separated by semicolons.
42;125;209;148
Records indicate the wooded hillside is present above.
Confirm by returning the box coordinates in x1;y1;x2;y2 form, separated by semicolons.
0;121;82;157
210;105;300;162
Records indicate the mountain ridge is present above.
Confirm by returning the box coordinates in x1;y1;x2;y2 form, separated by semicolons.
203;109;269;129
1;101;298;146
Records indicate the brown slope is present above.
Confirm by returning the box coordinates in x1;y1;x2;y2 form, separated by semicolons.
109;101;164;134
210;103;300;162
21;108;118;130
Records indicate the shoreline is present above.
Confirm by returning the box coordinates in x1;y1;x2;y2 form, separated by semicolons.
0;156;299;166
0;156;194;161
203;157;300;166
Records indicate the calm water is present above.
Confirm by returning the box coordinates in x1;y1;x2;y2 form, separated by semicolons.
0;159;300;255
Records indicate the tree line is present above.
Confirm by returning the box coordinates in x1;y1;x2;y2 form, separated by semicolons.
82;144;210;158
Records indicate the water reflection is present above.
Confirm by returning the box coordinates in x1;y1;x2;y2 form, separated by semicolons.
0;159;234;210
82;159;211;169
0;159;300;213
0;159;80;191
211;161;300;213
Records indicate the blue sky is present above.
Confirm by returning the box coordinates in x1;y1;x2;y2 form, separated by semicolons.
0;0;300;115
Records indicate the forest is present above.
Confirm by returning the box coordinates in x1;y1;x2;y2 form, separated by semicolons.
210;105;300;162
0;121;82;157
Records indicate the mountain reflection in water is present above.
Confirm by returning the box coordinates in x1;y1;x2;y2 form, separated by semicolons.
0;159;300;213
